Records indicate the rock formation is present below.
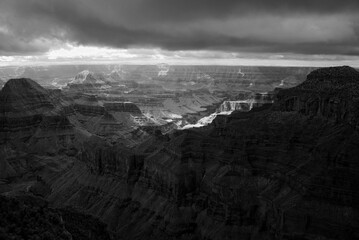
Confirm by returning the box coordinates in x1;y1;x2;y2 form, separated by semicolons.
0;78;75;145
276;66;359;127
0;78;150;178
1;66;358;240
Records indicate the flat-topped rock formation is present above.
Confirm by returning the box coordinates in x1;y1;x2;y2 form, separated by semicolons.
305;66;359;85
276;66;359;127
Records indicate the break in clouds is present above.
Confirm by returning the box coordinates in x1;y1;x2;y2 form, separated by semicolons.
0;0;359;62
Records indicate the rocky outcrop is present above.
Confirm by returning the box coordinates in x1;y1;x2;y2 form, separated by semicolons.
0;78;68;143
275;66;359;127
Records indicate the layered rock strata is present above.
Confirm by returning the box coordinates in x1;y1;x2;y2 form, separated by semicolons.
39;66;359;239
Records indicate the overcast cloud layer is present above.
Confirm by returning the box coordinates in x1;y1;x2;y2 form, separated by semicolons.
0;0;358;65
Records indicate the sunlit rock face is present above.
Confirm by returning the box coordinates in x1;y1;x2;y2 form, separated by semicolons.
218;91;275;113
218;100;254;112
29;66;359;240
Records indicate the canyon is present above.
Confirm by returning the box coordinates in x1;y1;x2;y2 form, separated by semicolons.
0;64;310;128
1;65;358;240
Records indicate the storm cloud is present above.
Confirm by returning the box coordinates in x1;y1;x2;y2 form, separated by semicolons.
0;0;358;57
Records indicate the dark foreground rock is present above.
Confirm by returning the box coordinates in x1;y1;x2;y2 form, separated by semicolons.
0;195;113;240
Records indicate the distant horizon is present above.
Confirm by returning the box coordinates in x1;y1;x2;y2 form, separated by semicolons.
1;59;358;69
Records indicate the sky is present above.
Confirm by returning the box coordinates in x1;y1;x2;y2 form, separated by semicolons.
0;0;358;67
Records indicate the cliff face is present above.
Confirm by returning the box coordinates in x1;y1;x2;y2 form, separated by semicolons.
40;66;359;240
